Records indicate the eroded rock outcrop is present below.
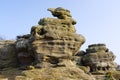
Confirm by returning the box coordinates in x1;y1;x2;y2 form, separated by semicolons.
11;7;95;80
0;40;17;69
0;7;120;80
81;44;117;72
15;7;85;68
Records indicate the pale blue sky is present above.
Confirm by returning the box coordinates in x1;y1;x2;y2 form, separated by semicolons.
0;0;120;64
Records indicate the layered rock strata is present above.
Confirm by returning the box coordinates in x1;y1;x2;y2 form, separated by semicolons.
81;44;117;72
15;7;86;68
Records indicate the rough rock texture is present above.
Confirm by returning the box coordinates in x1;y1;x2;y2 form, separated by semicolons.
0;8;92;80
111;71;120;80
0;7;120;80
20;67;94;80
0;40;17;69
15;37;35;69
81;44;117;72
0;67;95;80
15;7;85;68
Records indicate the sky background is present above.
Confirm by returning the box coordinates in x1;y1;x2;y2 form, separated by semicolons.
0;0;120;64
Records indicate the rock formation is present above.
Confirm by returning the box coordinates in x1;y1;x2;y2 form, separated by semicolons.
80;44;117;72
15;34;35;69
0;7;120;80
15;7;85;69
10;7;94;80
0;40;17;69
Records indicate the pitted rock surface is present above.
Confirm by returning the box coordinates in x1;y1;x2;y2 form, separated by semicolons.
15;7;85;68
0;7;120;80
81;44;117;72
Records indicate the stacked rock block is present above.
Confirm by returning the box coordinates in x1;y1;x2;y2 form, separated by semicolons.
81;44;117;72
15;7;85;68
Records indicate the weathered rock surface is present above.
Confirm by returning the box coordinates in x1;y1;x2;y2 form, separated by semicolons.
81;43;117;72
15;37;35;69
0;66;95;80
0;40;17;69
0;7;120;80
15;7;85;68
20;67;94;80
3;7;94;80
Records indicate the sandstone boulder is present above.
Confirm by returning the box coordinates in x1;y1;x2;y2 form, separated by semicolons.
15;7;85;68
81;43;117;72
